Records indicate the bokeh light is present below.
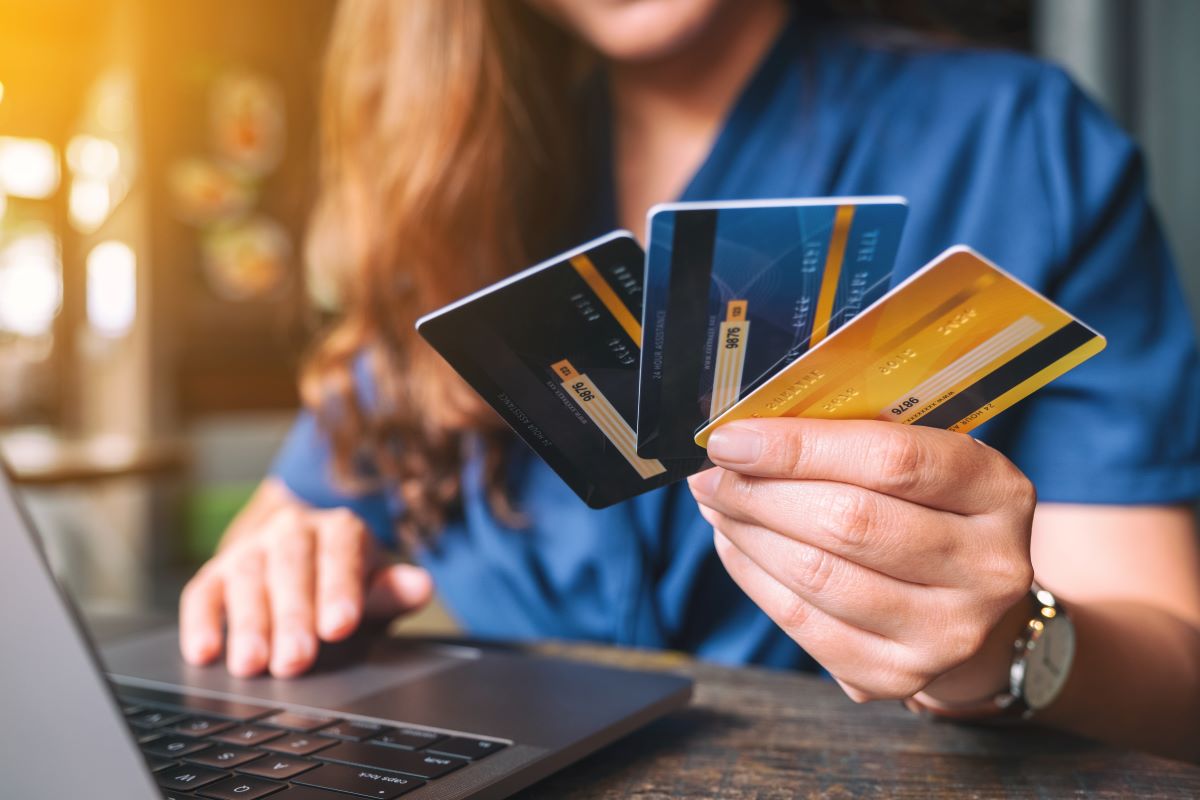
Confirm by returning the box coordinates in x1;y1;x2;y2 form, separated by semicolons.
86;240;136;337
67;135;121;180
0;231;63;336
0;137;60;199
69;177;112;232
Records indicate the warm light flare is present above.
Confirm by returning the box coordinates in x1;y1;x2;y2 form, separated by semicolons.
67;135;121;180
69;177;112;232
0;231;62;336
0;137;60;199
86;240;136;337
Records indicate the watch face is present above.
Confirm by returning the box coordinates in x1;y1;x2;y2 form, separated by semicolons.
1023;615;1076;710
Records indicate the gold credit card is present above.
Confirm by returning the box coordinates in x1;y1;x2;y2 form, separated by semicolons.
695;246;1106;444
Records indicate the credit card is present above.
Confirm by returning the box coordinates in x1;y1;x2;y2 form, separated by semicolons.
638;197;908;461
695;245;1106;444
417;232;706;509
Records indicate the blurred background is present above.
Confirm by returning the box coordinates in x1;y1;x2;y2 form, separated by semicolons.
0;0;1197;617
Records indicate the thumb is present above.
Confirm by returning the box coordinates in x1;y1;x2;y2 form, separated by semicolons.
364;564;434;618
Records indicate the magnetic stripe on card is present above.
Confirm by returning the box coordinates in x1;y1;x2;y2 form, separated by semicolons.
913;321;1101;430
882;315;1045;424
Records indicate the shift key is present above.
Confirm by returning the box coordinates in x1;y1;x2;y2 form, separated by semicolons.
321;741;467;779
294;763;424;798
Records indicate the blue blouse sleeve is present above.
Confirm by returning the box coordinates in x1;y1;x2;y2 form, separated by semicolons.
270;411;398;545
983;68;1200;504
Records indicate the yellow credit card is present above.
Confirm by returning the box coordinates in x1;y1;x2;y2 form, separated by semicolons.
695;246;1106;444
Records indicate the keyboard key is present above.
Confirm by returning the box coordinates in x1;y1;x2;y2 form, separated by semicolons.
197;774;285;799
428;736;507;760
214;725;287;747
239;755;317;779
294;763;424;798
320;741;466;779
370;728;444;750
136;730;162;745
318;721;383;741
262;711;338;733
144;737;213;758
262;733;336;756
146;757;177;773
173;716;237;738
156;764;228;791
117;686;277;722
129;709;187;729
187;745;265;768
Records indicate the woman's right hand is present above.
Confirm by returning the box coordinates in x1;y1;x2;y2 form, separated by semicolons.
179;481;433;678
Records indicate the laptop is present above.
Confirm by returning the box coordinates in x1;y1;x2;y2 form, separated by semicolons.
0;468;692;799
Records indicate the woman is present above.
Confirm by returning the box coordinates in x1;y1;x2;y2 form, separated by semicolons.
180;0;1200;760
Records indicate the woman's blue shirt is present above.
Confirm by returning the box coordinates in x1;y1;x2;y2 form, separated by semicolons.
273;20;1200;668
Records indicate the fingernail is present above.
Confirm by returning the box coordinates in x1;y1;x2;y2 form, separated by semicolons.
230;633;266;675
322;600;357;635
277;634;310;666
187;631;219;662
688;469;721;498
399;567;433;605
707;423;762;465
273;634;313;675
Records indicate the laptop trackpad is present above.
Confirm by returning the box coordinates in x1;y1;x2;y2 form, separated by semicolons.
101;627;469;709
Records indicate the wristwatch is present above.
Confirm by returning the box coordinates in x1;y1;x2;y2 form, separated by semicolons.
908;585;1075;720
998;585;1076;718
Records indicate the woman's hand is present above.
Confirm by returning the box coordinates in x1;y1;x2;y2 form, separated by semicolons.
180;502;433;679
689;418;1036;703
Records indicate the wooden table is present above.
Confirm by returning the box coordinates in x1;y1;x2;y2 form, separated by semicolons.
513;644;1200;800
88;617;1200;799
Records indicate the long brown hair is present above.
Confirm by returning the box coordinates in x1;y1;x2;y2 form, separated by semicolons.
302;0;1032;541
302;0;588;541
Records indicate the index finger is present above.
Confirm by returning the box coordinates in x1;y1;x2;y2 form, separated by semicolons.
180;569;224;665
704;418;1019;514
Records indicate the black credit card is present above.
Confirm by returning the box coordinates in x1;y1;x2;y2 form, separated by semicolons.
417;232;706;508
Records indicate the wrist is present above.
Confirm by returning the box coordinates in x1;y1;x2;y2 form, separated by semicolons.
918;592;1036;710
914;587;1078;721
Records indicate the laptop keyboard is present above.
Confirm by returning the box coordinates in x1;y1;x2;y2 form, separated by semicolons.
116;685;509;799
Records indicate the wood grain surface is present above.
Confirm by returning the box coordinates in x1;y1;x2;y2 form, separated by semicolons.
516;644;1200;799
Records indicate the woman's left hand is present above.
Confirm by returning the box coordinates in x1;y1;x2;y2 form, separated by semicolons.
689;417;1037;702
